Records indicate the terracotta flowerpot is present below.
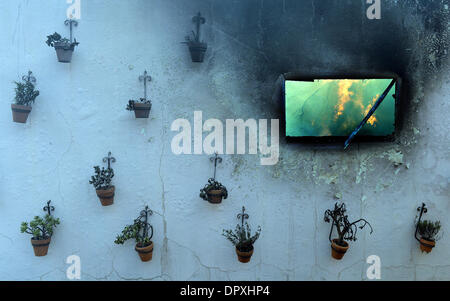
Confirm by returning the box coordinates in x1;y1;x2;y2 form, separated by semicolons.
207;189;223;204
96;186;115;206
135;242;153;262
54;43;75;63
133;102;152;118
236;246;254;263
31;237;51;257
419;238;435;253
188;44;207;62
331;239;349;260
11;104;32;123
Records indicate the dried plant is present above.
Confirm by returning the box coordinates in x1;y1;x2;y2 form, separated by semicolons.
324;202;373;246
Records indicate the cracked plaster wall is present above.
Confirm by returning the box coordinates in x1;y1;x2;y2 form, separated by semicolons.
0;0;449;280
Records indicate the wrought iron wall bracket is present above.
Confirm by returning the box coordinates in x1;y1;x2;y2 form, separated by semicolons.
103;152;116;169
138;71;152;100
22;71;36;84
43;200;55;216
192;12;206;43
237;206;249;227
64;19;78;43
415;203;428;242
210;152;222;180
136;205;153;240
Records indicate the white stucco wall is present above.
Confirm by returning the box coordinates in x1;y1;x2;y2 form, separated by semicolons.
0;0;449;281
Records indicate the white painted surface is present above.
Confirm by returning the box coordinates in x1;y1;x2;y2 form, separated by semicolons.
0;0;448;280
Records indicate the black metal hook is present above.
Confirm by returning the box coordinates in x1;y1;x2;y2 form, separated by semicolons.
138;70;152;100
209;152;222;180
415;203;427;242
103;152;116;169
237;206;249;227
22;71;36;84
64;19;78;43
137;205;153;241
43;200;55;216
192;12;206;42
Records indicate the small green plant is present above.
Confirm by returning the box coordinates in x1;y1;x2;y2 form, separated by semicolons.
14;71;39;106
417;220;441;241
46;32;79;48
200;178;228;200
20;214;60;240
126;98;151;111
89;166;114;190
223;209;261;252
324;202;373;246
115;208;153;247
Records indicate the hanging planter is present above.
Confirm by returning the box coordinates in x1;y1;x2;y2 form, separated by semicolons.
126;71;152;119
11;71;39;124
324;202;373;260
115;206;154;262
223;207;261;263
20;201;60;257
183;12;207;63
46;20;79;63
199;153;228;204
415;203;441;253
89;152;116;206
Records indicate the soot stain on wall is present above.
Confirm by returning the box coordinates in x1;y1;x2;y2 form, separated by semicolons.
187;0;449;190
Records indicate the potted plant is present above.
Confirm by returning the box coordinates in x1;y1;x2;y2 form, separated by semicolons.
89;152;116;206
126;71;152;119
183;12;207;63
46;20;79;63
200;178;228;204
126;98;152;118
90;166;115;206
115;206;154;262
416;220;441;253
223;207;261;263
20;201;60;257
324;202;373;260
11;71;39;123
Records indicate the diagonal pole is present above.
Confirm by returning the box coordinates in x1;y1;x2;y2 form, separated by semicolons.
344;79;396;149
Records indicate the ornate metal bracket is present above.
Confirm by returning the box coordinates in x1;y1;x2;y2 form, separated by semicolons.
22;71;36;84
103;152;116;169
209;152;222;180
237;206;249;227
192;12;206;42
415;203;428;242
138;71;152;100
64;19;78;43
136;205;154;240
43;200;55;216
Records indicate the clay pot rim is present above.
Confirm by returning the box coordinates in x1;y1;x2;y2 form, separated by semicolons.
11;104;32;110
207;189;224;195
236;245;254;253
31;236;51;242
96;185;115;193
135;241;153;254
332;239;349;248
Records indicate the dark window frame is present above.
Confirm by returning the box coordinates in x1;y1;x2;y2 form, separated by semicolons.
280;72;402;145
